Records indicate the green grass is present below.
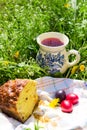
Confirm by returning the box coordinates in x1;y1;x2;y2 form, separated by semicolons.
0;0;87;85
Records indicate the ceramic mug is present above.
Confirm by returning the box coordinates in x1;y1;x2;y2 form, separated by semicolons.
36;32;80;75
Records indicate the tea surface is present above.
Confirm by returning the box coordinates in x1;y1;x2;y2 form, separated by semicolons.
41;38;64;47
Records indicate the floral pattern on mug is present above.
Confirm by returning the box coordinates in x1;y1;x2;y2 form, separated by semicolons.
36;51;64;74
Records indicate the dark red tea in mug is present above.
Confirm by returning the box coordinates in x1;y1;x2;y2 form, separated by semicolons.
41;38;64;47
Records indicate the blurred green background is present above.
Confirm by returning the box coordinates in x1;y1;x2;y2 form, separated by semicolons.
0;0;87;85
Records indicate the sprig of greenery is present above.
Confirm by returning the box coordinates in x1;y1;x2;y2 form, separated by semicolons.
34;121;43;130
24;121;43;130
24;128;31;130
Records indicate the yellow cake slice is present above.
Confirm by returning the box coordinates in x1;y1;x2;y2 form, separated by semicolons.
0;79;38;123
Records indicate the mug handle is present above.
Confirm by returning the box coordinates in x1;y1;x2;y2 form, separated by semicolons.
67;50;80;67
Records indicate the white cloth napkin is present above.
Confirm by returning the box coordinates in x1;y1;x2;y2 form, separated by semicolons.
0;112;14;130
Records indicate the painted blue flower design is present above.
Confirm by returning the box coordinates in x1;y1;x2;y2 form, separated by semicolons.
36;51;64;74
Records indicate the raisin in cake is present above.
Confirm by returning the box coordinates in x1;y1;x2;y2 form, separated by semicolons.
0;79;38;123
